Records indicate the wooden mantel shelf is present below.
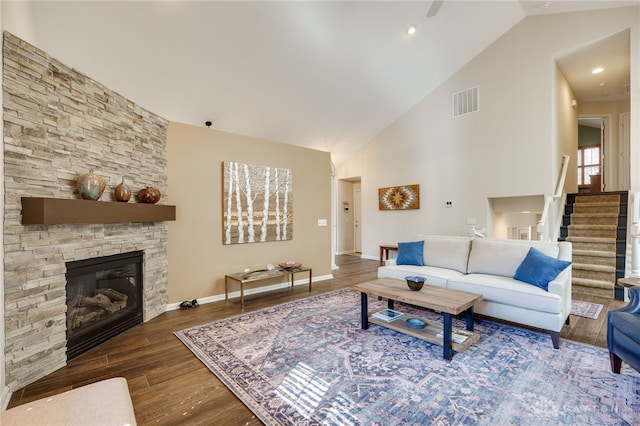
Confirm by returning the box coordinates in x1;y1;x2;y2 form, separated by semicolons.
21;197;176;225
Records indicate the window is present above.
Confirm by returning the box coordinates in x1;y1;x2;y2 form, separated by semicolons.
577;145;600;187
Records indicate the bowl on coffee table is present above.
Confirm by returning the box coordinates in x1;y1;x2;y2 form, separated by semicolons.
405;276;426;291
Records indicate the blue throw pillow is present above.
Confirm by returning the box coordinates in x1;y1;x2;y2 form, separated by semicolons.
396;241;424;266
514;247;571;291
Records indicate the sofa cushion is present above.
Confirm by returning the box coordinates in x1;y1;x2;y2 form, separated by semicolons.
420;235;472;273
447;273;563;314
467;238;560;278
514;247;572;291
377;265;464;288
396;240;424;266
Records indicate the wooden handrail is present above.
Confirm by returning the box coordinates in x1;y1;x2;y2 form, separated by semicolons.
554;154;570;197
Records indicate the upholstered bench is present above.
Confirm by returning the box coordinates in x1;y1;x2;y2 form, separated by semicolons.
1;377;136;425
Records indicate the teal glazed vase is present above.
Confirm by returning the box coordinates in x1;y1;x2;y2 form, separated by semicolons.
76;171;106;200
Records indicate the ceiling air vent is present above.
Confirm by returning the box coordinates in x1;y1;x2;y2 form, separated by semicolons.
452;86;479;118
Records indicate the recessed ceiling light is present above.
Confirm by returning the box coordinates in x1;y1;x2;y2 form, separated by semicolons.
405;24;417;36
592;67;604;74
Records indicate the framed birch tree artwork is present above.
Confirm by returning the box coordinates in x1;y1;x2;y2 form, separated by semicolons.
223;161;293;245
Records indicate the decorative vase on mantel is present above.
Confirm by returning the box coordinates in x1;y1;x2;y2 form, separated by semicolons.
76;170;106;201
137;186;161;204
114;178;132;202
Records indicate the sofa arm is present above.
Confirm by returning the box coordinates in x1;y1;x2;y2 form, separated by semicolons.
384;259;397;266
547;266;571;296
611;286;640;314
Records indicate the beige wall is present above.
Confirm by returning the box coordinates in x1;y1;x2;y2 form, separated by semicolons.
555;64;579;192
337;7;639;258
167;122;332;304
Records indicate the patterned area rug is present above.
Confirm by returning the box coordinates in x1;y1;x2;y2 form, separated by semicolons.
175;289;639;425
571;300;604;319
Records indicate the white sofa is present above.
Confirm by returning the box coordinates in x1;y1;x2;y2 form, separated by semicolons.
378;235;572;348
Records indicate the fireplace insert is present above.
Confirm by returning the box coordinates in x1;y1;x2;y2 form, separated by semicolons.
65;250;143;360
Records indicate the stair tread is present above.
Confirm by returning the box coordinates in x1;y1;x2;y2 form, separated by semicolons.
566;236;616;242
573;202;620;207
571;285;613;298
567;224;617;229
572;277;615;288
575;195;621;203
573;249;616;257
571;213;619;217
572;263;616;272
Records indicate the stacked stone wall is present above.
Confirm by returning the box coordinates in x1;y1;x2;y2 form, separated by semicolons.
3;32;170;390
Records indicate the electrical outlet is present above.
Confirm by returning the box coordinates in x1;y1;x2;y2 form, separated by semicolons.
445;201;453;208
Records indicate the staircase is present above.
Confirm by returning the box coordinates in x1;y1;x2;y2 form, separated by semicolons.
560;191;627;299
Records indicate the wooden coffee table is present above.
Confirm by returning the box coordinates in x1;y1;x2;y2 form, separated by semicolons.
353;278;483;360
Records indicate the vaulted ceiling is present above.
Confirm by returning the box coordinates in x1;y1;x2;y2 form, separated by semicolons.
3;1;636;165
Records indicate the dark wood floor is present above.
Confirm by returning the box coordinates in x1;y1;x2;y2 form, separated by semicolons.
7;255;626;425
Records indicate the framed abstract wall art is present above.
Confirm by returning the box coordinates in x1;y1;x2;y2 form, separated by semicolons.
223;161;293;244
378;184;420;210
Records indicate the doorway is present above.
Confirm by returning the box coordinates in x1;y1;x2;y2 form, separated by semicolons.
354;189;362;253
337;177;361;255
556;29;630;194
578;116;606;192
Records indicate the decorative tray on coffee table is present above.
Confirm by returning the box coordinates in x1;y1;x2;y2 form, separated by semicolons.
279;262;302;270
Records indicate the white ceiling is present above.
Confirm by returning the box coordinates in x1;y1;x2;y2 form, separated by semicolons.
3;1;636;165
556;28;630;103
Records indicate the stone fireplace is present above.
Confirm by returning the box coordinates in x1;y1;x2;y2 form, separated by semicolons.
3;32;170;390
66;251;144;360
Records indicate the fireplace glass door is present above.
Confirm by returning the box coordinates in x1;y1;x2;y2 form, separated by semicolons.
65;251;143;359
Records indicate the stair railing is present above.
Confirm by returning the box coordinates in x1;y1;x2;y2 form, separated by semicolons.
537;154;570;242
630;191;640;277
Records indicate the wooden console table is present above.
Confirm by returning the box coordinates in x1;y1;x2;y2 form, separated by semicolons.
225;266;312;309
379;245;398;265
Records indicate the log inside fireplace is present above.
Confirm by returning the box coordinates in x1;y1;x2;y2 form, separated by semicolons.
65;251;143;360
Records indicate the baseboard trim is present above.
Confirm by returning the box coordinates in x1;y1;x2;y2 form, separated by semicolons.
165;274;334;311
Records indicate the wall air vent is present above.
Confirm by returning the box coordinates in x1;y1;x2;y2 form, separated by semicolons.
452;86;479;117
